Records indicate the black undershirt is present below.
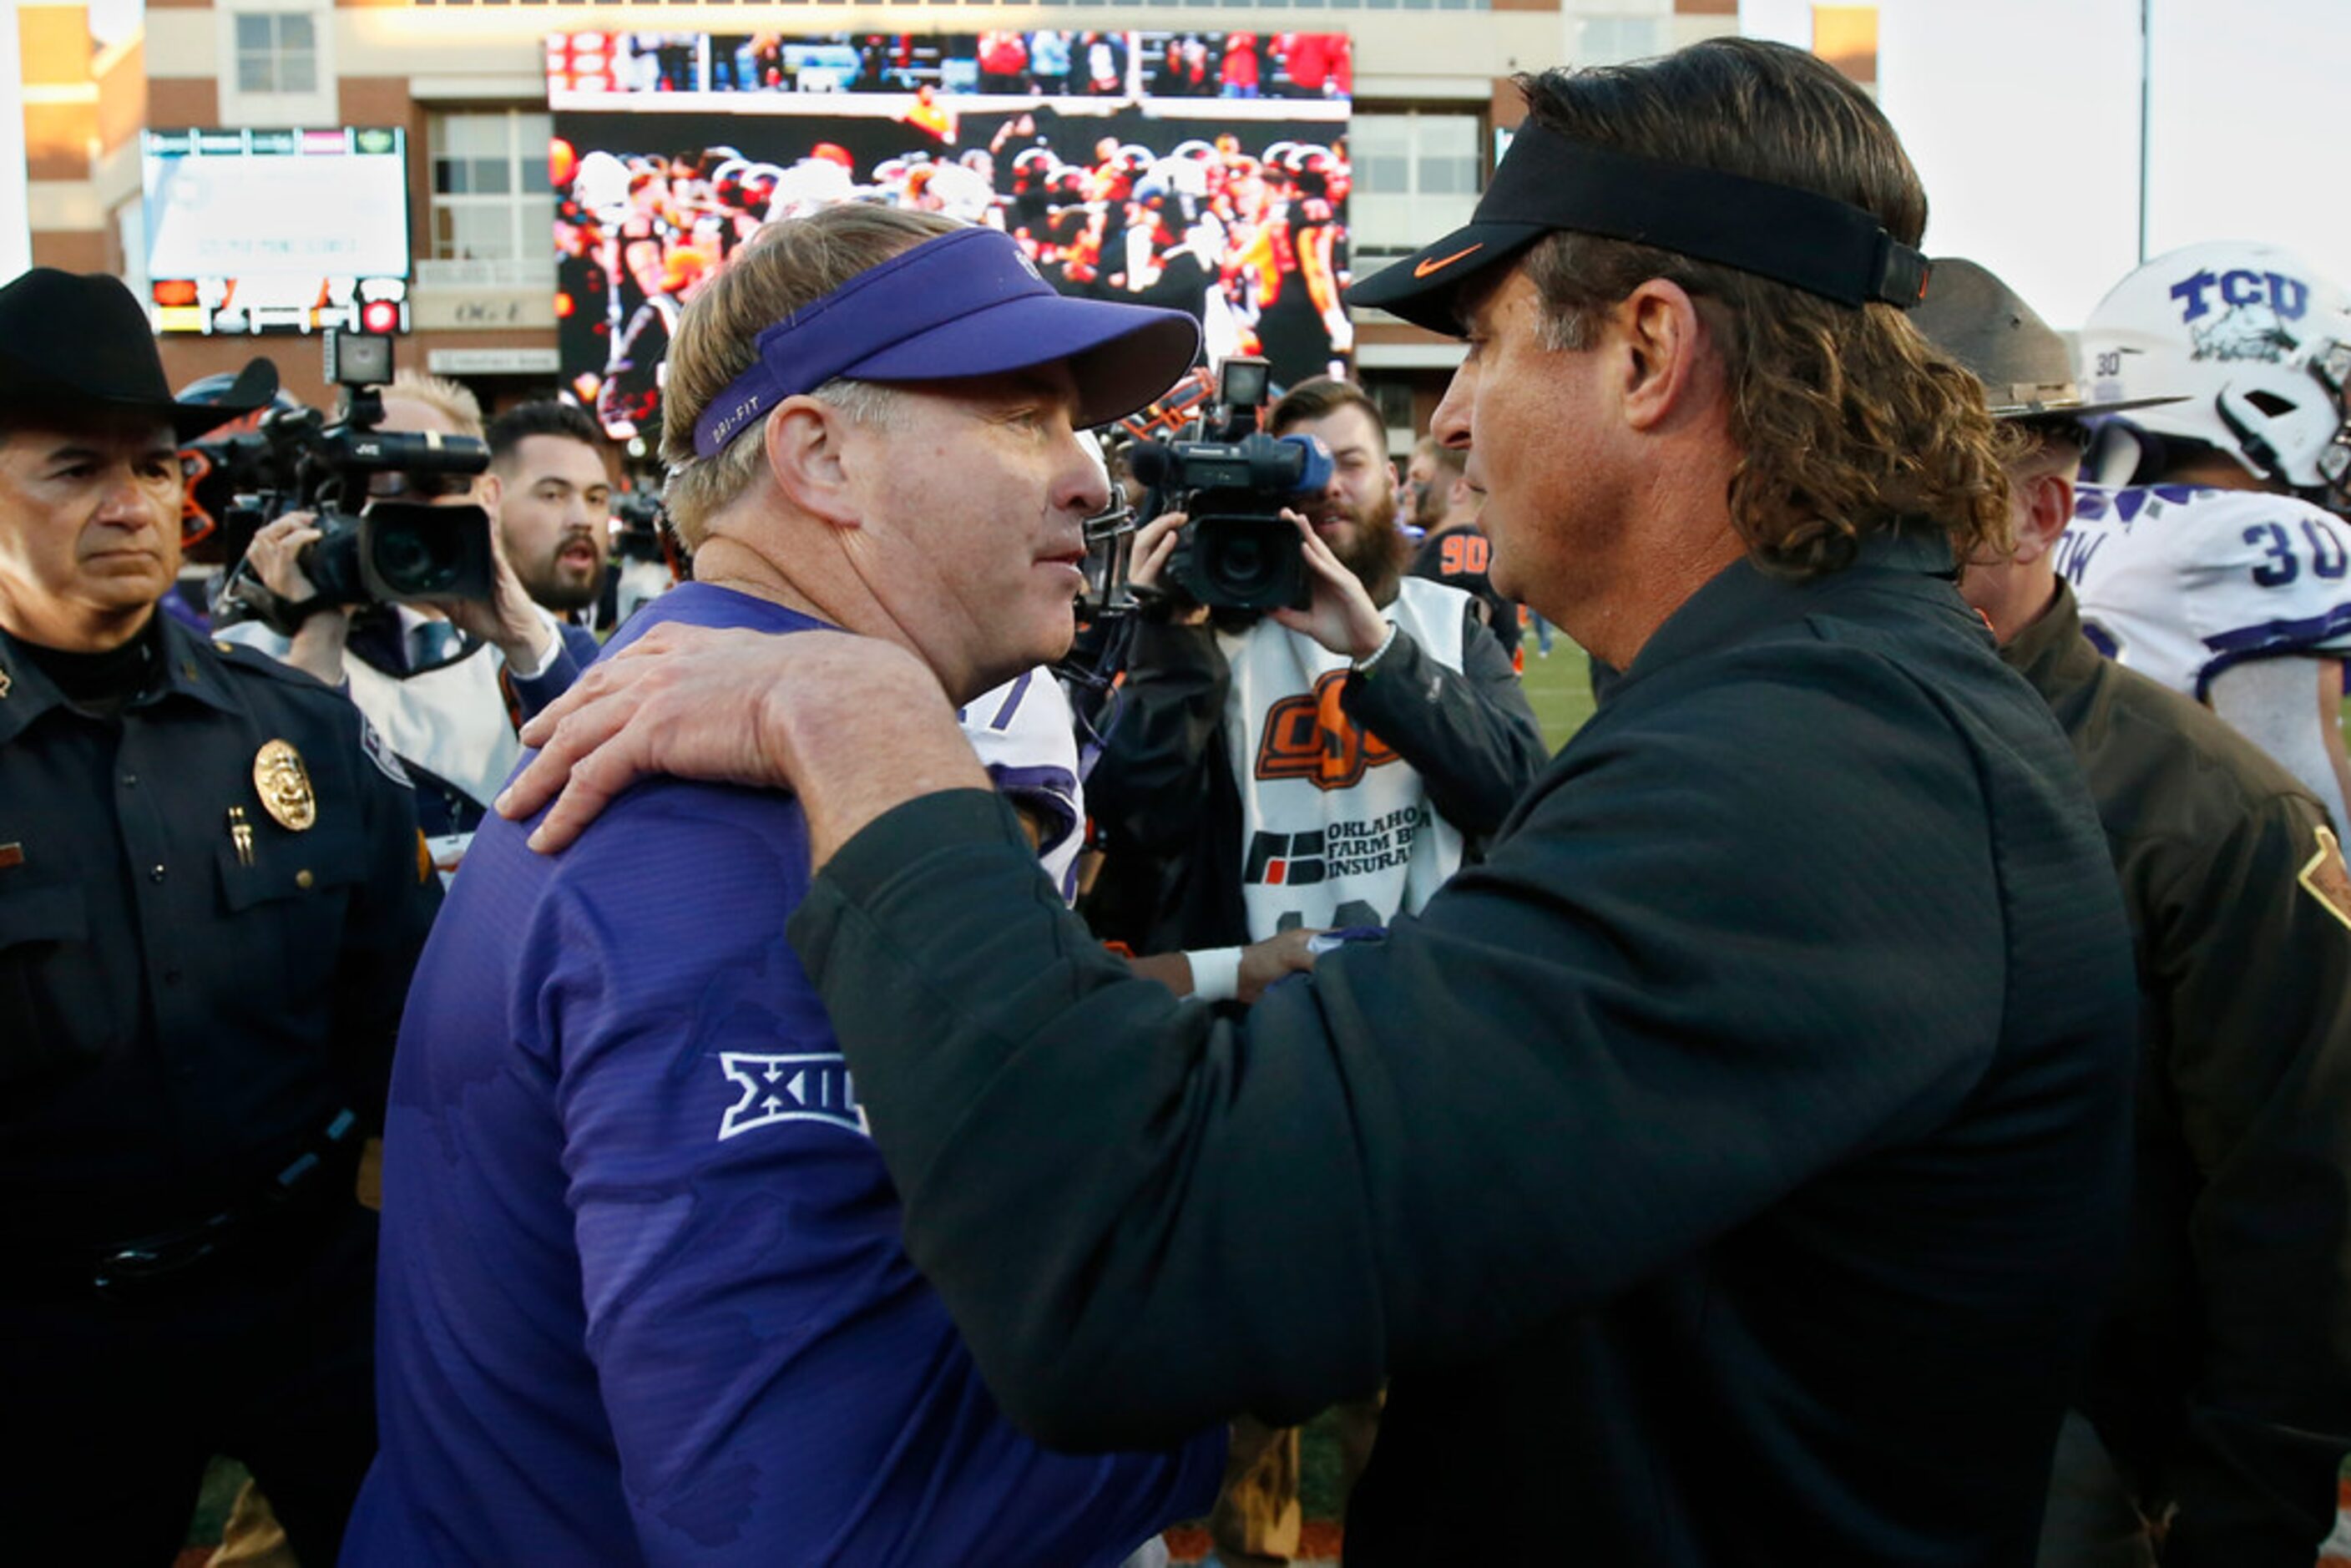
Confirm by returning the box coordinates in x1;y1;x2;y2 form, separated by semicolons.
19;615;162;718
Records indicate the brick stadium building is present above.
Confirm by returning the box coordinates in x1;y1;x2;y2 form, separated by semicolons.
7;0;1839;442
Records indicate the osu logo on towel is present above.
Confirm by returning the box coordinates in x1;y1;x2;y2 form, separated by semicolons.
718;1053;867;1141
1254;670;1400;792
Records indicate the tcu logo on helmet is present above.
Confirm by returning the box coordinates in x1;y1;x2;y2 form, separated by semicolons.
2172;268;2310;324
1255;670;1400;792
2171;269;2310;363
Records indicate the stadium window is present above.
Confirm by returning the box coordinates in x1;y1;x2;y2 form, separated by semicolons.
234;11;317;95
428;109;556;270
1349;111;1482;276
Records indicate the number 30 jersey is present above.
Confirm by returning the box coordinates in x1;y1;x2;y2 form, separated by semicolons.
2055;483;2351;701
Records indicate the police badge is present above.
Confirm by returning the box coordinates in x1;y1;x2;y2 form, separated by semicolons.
253;739;318;831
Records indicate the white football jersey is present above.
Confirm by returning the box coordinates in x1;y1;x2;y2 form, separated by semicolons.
2057;483;2351;700
958;668;1085;906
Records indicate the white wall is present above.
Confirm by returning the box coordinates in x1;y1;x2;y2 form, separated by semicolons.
1737;0;1815;50
88;0;141;45
0;14;29;281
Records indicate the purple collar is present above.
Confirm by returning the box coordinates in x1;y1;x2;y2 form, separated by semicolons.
690;225;1201;458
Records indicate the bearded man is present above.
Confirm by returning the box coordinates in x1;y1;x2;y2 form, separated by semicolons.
484;400;614;625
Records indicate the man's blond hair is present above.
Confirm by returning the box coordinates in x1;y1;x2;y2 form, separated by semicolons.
661;205;959;547
387;367;485;440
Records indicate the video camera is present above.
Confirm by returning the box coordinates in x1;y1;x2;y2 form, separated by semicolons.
1129;357;1333;613
612;488;672;568
215;331;497;630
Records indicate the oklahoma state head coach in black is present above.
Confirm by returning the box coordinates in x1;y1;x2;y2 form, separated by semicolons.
502;38;2139;1566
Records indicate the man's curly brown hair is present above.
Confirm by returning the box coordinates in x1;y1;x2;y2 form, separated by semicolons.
1514;39;2010;575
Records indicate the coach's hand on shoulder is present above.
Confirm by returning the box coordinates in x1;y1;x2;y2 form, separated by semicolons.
499;624;988;865
1272;509;1387;660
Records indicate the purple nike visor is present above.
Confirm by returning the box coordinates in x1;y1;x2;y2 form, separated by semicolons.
692;225;1203;458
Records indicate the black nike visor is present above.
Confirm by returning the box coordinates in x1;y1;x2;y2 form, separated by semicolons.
1347;122;1934;336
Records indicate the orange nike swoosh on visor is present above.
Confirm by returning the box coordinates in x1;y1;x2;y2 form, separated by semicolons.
1413;243;1485;279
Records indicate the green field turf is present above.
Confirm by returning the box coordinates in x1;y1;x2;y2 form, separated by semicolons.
1519;642;1600;751
1518;641;2351;759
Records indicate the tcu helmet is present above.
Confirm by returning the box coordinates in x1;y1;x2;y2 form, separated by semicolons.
2079;241;2351;508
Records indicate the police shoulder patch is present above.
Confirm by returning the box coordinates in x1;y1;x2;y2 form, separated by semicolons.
2299;825;2351;934
358;716;413;788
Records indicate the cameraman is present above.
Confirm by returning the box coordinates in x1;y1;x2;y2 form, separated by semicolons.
1086;376;1543;1565
226;370;599;872
1093;376;1544;957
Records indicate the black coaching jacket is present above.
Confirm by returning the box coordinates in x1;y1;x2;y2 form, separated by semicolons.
790;529;2139;1566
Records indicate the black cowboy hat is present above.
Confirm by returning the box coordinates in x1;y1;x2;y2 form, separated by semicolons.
0;268;277;441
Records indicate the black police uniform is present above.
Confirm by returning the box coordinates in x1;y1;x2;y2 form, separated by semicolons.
788;530;2139;1565
2008;584;2351;1568
0;610;438;1565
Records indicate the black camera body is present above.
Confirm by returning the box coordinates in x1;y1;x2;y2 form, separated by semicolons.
291;366;497;609
1131;358;1334;614
296;498;493;609
215;333;497;629
611;490;671;567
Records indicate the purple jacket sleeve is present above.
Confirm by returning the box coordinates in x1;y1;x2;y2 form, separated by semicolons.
506;621;604;723
538;791;1221;1566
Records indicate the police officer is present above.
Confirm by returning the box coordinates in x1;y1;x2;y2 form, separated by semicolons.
0;269;438;1564
1917;258;2351;1568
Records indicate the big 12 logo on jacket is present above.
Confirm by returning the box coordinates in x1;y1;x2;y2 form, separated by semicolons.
1253;670;1399;792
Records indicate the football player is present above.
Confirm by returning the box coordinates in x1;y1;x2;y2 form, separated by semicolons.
2069;241;2351;827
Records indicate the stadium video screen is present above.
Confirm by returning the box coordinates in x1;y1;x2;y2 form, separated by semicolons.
549;31;1352;442
142;127;412;336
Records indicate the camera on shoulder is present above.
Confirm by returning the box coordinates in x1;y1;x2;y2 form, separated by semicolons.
1130;357;1333;613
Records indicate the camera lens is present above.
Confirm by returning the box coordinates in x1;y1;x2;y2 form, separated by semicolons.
1213;530;1271;592
372;515;463;596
